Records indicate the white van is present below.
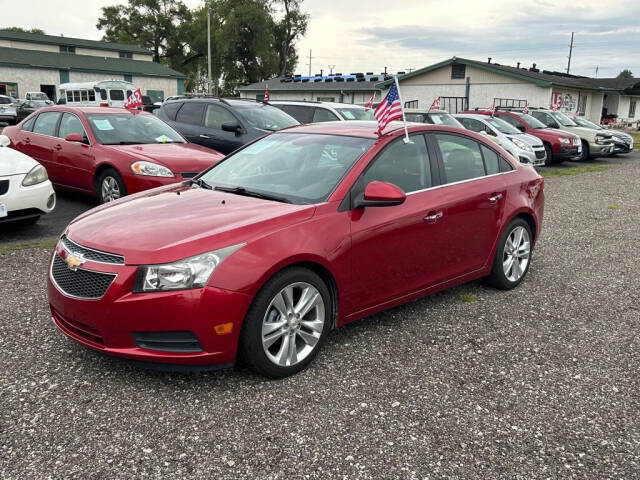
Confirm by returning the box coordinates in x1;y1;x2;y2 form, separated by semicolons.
58;80;136;108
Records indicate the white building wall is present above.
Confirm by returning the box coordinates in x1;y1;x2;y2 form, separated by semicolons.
76;48;118;58
0;66;59;97
132;76;178;98
133;53;152;62
551;88;603;123
0;40;58;52
603;94;618;116
69;71;125;83
617;96;631;121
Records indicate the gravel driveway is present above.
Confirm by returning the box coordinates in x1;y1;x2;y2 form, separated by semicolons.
1;158;639;479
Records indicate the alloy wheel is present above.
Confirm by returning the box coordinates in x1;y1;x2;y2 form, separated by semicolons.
502;226;530;282
101;176;121;202
261;282;325;367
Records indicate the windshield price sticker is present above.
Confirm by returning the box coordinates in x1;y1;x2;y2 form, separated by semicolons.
92;119;115;131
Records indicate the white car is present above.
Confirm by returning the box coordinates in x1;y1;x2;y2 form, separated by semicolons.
269;100;375;123
454;113;547;166
0;134;56;224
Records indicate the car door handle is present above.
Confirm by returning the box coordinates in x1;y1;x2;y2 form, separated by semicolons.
54;144;62;150
489;194;503;204
24;137;30;143
424;211;443;222
199;134;211;139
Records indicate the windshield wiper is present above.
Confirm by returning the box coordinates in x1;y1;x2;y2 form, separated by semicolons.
214;185;292;203
191;178;212;189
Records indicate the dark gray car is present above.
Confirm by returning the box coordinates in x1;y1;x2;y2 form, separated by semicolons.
155;97;299;154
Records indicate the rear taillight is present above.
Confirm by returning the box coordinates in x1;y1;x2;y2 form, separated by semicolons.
99;102;109;107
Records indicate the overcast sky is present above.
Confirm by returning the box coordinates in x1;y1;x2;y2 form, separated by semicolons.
4;0;639;78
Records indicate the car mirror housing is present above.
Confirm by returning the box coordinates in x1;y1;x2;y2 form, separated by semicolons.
221;122;242;135
65;133;84;143
355;181;406;208
517;125;526;132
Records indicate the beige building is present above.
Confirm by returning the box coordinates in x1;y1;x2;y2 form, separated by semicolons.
0;29;185;103
376;57;640;124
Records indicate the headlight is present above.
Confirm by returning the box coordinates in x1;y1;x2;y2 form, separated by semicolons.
595;135;609;145
21;164;48;186
559;137;571;144
133;243;245;292
511;138;532;152
131;161;174;177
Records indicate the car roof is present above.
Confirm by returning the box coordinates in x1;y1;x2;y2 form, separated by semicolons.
276;120;459;138
37;106;151;115
404;109;450;114
453;113;493;121
269;100;367;109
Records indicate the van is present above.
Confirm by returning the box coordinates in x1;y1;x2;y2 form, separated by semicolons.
58;80;136;108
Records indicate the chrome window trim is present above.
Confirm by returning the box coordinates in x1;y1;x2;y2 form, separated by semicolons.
61;235;125;265
406;169;517;197
49;254;118;301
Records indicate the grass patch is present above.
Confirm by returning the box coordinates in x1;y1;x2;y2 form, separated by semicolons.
0;237;58;253
631;132;640;150
608;204;620;210
459;293;477;303
540;165;613;178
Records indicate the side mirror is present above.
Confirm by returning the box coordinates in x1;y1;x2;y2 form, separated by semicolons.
479;130;488;136
355;181;406;208
517;125;526;132
0;134;10;147
65;133;84;143
221;122;242;135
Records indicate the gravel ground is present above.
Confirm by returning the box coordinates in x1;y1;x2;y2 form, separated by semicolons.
1;158;639;479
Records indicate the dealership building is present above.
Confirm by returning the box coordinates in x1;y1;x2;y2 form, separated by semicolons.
240;56;640;124
0;29;185;103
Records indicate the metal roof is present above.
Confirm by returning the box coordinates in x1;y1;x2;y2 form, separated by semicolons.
0;29;151;55
0;46;184;78
238;76;382;92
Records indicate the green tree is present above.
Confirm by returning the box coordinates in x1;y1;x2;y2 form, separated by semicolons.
3;27;45;35
617;69;634;79
272;0;308;76
96;0;192;67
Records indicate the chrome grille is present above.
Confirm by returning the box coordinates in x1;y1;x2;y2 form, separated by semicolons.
535;150;545;159
51;254;116;299
61;235;124;265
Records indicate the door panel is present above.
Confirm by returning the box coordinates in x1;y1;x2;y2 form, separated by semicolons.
172;102;206;146
202;104;244;154
54;113;95;190
27;111;62;181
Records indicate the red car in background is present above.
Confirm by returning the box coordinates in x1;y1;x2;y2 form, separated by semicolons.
3;107;224;203
463;109;581;164
48;121;544;378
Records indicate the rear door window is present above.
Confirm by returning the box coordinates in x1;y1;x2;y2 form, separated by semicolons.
458;117;485;133
58;113;87;140
278;105;314;124
481;145;500;175
204;104;237;129
175;102;206;125
162;102;182;120
109;90;125;101
435;133;486;184
312;108;339;122
32;112;62;137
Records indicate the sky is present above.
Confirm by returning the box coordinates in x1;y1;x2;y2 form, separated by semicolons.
4;0;640;79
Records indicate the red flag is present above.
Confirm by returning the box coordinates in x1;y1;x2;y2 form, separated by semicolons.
488;100;496;116
373;83;403;135
365;91;375;108
429;97;441;110
522;102;529;115
264;85;270;103
124;88;143;109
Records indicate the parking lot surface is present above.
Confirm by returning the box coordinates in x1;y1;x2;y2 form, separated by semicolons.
1;156;639;479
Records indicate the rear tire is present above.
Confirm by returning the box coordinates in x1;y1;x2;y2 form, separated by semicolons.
239;267;331;378
485;218;532;290
543;143;554;165
96;168;126;204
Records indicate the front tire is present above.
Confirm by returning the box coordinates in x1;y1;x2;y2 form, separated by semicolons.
543;143;555;165
239;267;331;378
578;140;590;161
485;218;532;290
97;168;126;204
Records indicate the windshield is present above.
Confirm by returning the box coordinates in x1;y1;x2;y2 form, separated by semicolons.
550;111;578;127
485;116;521;134
574;117;601;130
199;133;374;204
232;102;299;131
29;93;48;101
86;113;185;145
519;113;547;129
336;108;375;120
427;112;463;128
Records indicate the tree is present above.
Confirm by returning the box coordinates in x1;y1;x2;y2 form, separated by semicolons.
617;69;634;79
3;27;45;35
272;0;309;76
96;0;192;66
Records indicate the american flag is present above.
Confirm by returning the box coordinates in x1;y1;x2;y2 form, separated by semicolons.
374;83;403;134
488;100;496;116
522;102;529;115
365;91;376;108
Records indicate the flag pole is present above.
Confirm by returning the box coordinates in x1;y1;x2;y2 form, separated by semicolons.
393;75;411;144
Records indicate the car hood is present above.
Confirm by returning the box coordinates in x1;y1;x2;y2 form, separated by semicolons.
561;126;609;140
0;146;39;176
66;184;316;264
102;143;225;173
506;133;543;147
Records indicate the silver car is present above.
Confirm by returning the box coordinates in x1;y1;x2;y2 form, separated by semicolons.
0;95;17;125
454;113;547;166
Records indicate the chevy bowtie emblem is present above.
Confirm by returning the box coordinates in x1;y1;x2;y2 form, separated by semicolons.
65;252;86;271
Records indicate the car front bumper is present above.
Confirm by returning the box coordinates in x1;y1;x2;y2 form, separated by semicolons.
517;148;546;167
0;175;55;222
589;142;615;156
47;244;253;367
553;145;581;159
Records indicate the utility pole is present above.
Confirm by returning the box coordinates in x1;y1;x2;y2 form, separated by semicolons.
307;49;312;76
566;31;574;74
328;64;335;75
595;66;599;78
207;8;212;94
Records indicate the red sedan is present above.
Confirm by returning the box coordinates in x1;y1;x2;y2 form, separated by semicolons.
3;107;224;203
48;121;544;377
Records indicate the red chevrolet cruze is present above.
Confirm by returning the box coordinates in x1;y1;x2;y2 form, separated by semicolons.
48;121;544;377
3;107;224;203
